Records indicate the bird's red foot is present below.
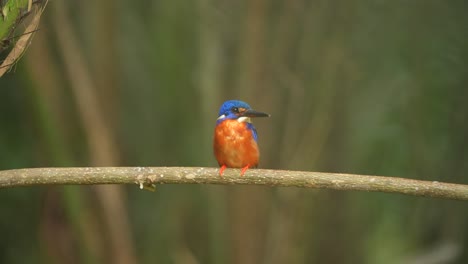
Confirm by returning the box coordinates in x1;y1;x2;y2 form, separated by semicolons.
240;165;250;176
219;165;227;177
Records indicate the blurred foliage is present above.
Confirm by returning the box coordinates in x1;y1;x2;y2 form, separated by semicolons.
1;0;468;263
0;0;29;42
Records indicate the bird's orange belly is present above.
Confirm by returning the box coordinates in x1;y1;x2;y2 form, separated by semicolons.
213;121;259;168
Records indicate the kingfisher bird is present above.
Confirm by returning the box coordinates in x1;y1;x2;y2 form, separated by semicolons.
213;100;270;176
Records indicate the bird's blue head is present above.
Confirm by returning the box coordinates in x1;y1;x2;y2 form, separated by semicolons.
216;100;270;141
216;100;270;124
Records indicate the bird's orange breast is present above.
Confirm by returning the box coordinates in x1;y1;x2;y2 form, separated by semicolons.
213;120;260;168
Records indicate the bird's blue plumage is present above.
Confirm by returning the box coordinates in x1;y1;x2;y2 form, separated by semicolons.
246;123;258;141
217;100;251;120
216;100;258;141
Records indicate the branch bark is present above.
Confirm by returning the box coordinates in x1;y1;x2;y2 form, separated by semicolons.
0;167;467;200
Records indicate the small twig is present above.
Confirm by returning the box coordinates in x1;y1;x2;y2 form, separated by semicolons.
0;167;467;201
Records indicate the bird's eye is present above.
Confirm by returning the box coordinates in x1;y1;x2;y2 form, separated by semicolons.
231;107;239;113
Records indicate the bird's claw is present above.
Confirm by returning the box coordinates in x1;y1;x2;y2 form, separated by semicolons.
219;165;250;176
219;165;227;177
240;165;250;176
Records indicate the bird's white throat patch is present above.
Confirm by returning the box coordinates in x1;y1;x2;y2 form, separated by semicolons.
237;117;252;123
216;115;251;123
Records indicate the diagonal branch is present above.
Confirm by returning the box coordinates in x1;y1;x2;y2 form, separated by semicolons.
0;167;467;201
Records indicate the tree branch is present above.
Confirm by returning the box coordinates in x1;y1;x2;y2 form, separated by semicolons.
0;167;467;200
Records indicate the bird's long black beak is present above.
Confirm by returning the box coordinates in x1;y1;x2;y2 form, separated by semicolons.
242;109;270;118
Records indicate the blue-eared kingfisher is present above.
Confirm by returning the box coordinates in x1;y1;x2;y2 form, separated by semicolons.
213;100;270;176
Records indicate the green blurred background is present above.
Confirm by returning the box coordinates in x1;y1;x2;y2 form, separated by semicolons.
1;0;468;263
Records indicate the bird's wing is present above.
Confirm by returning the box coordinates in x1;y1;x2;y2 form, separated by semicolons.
246;123;258;141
